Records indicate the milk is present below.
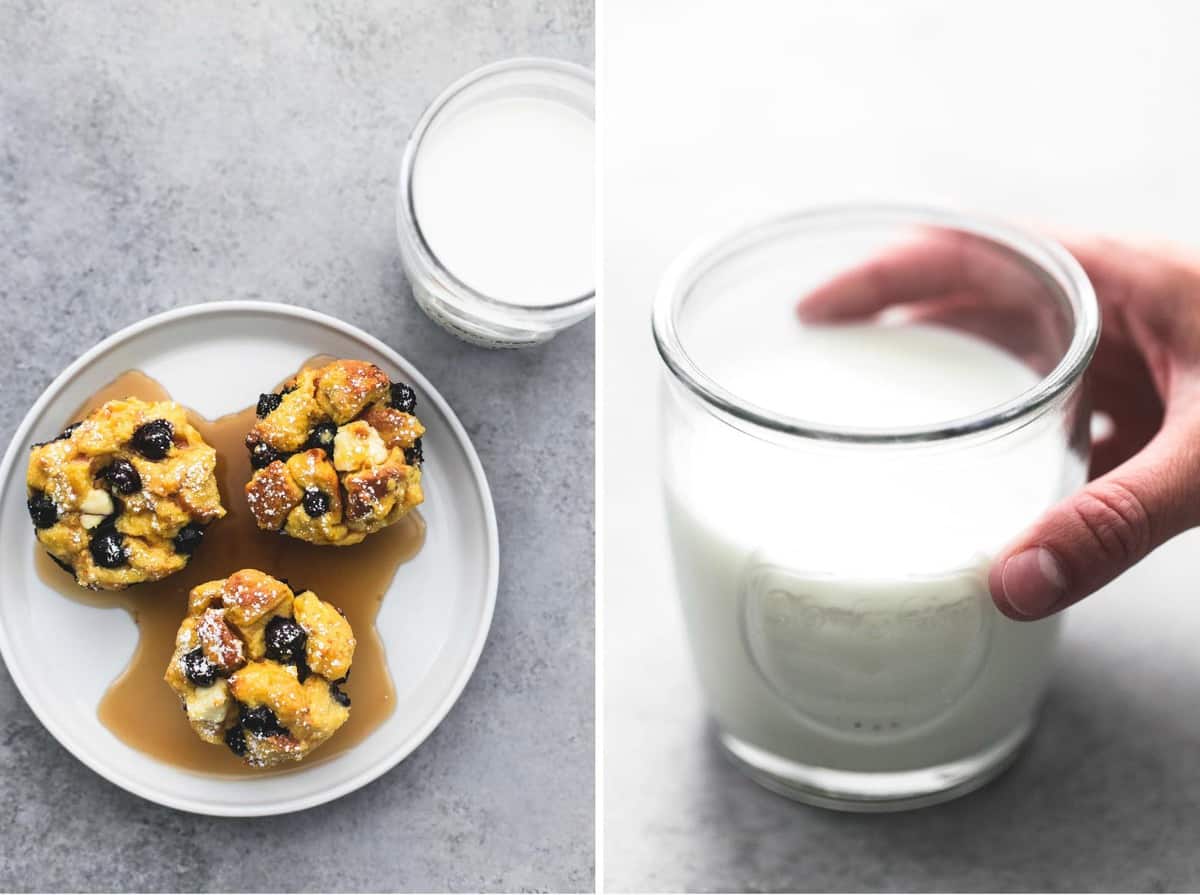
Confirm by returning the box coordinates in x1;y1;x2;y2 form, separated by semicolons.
662;322;1083;772
413;95;594;306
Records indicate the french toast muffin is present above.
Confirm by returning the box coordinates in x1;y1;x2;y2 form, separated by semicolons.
244;359;425;546
164;569;356;767
26;398;225;590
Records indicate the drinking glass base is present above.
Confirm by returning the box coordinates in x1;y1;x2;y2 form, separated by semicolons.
717;720;1033;812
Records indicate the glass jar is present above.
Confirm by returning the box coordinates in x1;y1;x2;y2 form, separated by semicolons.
653;204;1099;811
397;58;595;348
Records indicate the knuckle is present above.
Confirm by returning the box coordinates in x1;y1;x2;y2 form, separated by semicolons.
1069;480;1152;565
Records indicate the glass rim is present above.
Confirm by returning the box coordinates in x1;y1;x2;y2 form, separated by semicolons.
651;203;1101;444
398;56;596;316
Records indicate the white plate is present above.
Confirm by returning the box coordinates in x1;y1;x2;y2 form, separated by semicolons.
0;301;499;816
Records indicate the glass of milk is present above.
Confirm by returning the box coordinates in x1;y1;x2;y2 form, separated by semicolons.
398;58;594;348
654;204;1099;810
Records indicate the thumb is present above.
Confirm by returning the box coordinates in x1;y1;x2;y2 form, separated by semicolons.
988;428;1200;620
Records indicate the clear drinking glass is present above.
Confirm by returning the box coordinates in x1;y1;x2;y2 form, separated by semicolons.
653;204;1099;811
397;58;595;348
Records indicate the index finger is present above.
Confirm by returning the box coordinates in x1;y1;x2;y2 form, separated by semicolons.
797;228;1048;322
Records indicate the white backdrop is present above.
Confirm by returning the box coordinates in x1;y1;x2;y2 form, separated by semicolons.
602;1;1200;889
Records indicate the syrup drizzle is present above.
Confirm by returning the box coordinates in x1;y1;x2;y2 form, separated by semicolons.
34;360;425;777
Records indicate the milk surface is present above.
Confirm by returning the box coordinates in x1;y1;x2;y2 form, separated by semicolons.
413;96;594;305
663;323;1082;771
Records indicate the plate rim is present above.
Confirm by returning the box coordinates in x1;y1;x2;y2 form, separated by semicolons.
0;300;500;816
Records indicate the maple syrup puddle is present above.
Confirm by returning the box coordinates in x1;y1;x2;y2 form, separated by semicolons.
34;360;426;777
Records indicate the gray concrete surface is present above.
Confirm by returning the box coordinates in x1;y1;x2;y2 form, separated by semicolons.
0;2;593;891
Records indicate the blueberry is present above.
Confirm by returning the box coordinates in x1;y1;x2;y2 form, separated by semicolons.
404;438;423;467
304;422;337;453
302;487;331;517
224;726;247;757
256;392;283;418
329;682;351;708
389;382;417;413
174;523;205;556
182;647;217;687
249;441;283;470
264;615;308;664
130;419;174;461
27;491;58;529
295;659;311;684
101;459;142;495
89;528;128;569
239;704;288;737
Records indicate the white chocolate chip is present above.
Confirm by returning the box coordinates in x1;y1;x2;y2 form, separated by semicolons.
80;488;114;516
333;421;388;472
186;678;231;724
80;513;106;530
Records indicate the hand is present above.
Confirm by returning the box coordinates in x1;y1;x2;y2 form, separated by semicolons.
799;232;1200;620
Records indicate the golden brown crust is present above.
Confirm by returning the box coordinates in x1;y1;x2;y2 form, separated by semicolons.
197;608;245;674
243;460;302;533
229;662;309;732
187;580;226;615
222;569;292;631
342;461;420;525
244;360;424;546
221;569;293;660
26;398;225;590
293;591;354;680
359;405;424;450
312;359;391;421
163;570;355;768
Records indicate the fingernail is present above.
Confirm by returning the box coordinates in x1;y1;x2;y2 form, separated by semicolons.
1000;547;1068;618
